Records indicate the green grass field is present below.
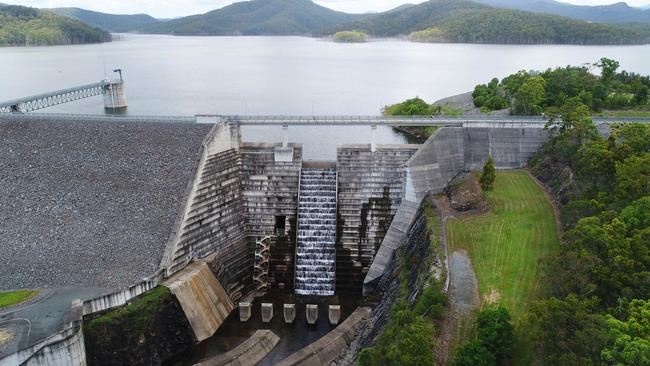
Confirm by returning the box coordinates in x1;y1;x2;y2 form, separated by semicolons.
0;290;39;309
445;171;560;364
446;171;560;320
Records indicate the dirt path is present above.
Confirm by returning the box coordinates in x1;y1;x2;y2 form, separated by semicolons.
436;250;481;365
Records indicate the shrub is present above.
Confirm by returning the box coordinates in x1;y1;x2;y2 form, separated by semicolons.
480;155;496;191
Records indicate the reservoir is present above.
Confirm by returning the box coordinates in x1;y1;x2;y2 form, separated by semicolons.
2;34;650;159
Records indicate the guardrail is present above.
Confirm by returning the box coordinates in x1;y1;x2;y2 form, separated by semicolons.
1;112;649;125
0;82;113;113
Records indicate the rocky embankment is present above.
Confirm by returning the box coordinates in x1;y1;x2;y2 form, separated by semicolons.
0;118;212;290
337;197;446;364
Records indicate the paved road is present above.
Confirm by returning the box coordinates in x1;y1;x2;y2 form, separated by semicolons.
0;287;107;358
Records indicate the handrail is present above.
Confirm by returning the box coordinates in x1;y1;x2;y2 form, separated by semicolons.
1;112;649;126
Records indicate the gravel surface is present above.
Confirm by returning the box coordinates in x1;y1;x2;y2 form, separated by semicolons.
0;119;212;290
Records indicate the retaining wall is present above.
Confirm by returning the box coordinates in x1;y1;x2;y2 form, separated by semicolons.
336;144;420;293
363;124;549;294
275;307;371;366
240;143;302;291
194;330;279;366
164;262;234;342
0;323;85;366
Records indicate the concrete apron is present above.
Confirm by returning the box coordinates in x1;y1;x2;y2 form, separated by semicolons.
163;262;235;342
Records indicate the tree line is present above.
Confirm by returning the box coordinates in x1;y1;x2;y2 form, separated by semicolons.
527;99;650;365
473;58;650;115
0;5;110;46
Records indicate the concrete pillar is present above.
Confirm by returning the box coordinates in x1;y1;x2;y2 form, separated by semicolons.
283;304;296;324
306;304;318;325
282;125;289;148
261;303;273;323
103;81;127;110
370;125;377;152
328;305;341;325
239;302;252;322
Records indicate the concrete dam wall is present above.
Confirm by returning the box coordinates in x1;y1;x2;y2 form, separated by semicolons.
364;123;549;294
1;115;555;366
336;145;420;293
161;123;303;302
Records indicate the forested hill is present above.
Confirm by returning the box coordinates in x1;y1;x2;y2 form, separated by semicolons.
0;5;110;46
326;0;650;45
140;0;363;36
50;7;160;33
476;0;650;24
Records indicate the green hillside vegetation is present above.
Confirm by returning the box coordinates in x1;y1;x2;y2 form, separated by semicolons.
141;0;362;36
51;7;160;32
332;30;366;43
473;58;650;115
358;201;447;366
0;4;110;46
328;0;650;45
527;102;650;365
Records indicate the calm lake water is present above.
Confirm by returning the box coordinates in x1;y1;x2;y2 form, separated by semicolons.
2;34;650;159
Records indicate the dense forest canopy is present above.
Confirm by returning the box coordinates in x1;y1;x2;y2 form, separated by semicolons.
528;103;650;365
0;4;110;46
473;58;650;115
326;0;650;45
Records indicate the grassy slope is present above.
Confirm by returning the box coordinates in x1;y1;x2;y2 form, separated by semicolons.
446;171;559;319
0;290;39;309
445;171;560;363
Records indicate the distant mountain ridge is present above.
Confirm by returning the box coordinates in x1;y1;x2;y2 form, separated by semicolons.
140;0;363;36
474;0;650;23
50;7;160;32
26;0;650;46
325;0;650;44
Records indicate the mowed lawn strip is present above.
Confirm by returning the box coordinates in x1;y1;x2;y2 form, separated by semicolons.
0;290;39;309
446;170;560;322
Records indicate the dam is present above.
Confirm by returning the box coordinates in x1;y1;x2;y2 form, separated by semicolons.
0;112;646;365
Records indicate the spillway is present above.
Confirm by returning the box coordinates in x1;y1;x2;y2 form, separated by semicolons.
294;169;337;296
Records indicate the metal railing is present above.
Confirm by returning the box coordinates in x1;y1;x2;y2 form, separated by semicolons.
1;112;649;125
0;81;119;113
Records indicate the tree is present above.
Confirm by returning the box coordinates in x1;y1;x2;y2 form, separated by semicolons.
452;340;496;366
577;139;616;194
545;98;598;167
619;197;650;232
514;75;546;115
475;307;514;362
480;155;496;191
614;152;650;205
596;58;620;83
529;295;608;366
601;299;650;366
384;97;432;116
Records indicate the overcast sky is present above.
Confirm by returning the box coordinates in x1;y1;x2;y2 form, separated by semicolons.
4;0;650;18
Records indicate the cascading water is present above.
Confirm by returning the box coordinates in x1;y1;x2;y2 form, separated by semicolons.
294;168;337;296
